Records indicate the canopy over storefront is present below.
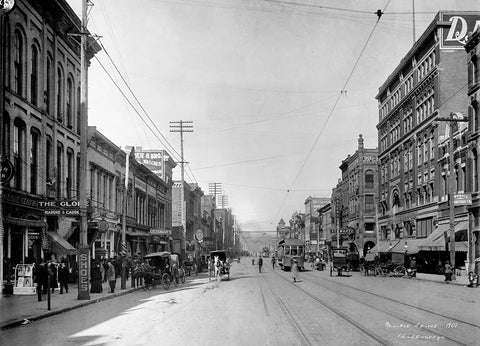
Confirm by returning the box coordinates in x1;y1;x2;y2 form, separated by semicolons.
418;221;468;252
47;232;77;255
369;240;400;254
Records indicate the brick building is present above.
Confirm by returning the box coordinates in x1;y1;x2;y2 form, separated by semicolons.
332;135;378;256
375;12;480;272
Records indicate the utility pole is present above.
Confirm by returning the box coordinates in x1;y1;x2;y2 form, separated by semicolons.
436;112;469;281
120;148;130;290
412;0;416;44
78;0;91;300
170;121;193;256
209;182;222;250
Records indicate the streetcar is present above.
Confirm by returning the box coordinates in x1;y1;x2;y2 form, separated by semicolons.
262;247;270;258
276;239;305;271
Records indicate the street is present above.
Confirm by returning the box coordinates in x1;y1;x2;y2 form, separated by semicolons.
1;258;479;346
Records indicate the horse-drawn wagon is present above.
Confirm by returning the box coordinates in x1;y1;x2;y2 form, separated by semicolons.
210;250;230;280
330;248;349;277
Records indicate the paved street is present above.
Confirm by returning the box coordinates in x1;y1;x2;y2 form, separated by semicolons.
1;258;479;346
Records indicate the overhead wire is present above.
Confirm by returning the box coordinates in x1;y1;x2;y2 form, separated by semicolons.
270;0;393;224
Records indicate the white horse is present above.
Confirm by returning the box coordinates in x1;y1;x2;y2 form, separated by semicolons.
214;256;222;281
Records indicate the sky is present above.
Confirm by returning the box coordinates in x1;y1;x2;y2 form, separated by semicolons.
65;0;480;239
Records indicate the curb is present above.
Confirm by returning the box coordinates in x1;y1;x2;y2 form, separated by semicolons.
1;286;142;330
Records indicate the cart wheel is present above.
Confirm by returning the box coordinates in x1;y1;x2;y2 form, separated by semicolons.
394;266;406;278
181;270;186;284
162;273;170;289
173;272;178;287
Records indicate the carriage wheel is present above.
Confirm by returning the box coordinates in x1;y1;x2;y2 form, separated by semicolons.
173;271;178;287
162;273;170;289
180;269;186;284
394;266;406;278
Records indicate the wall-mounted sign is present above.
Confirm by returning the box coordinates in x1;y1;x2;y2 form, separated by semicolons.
134;150;164;177
453;193;472;206
150;229;171;236
440;12;480;49
194;230;204;242
40;199;80;215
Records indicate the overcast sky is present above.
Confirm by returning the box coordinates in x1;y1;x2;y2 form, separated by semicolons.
66;0;480;237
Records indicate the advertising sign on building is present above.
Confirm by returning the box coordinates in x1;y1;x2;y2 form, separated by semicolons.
453;193;472;206
134;150;164;177
39;199;80;215
440;12;480;49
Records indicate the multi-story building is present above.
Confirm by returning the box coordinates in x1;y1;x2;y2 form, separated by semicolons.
1;0;100;273
465;27;480;275
332;135;378;256
304;196;329;254
317;202;332;257
375;12;479;272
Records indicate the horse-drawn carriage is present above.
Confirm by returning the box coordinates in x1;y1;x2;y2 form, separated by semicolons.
210;250;230;280
134;251;185;289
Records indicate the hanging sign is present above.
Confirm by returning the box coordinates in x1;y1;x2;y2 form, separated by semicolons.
0;0;15;15
1;158;15;185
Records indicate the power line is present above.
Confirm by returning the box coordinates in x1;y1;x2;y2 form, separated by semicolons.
270;0;393;224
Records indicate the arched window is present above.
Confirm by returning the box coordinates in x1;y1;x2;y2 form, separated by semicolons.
46;55;53;114
76;86;81;134
30;44;39;106
57;141;64;197
473;149;478;192
57;65;64;122
66;77;73;128
365;170;374;188
13;118;26;190
66;148;74;198
2;112;10;157
46;136;53;189
14;29;25;96
30;128;40;194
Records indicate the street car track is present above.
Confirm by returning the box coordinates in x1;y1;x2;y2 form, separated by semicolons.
304;270;480;329
282;270;473;345
265;271;390;345
259;275;314;346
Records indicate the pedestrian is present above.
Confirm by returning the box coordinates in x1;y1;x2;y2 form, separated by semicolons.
58;261;69;294
48;262;58;293
467;271;478;288
34;260;48;301
252;258;255;266
90;260;103;293
258;256;263;273
106;259;116;293
292;259;299;282
444;261;453;283
100;257;106;283
271;256;276;269
102;258;108;282
435;260;444;275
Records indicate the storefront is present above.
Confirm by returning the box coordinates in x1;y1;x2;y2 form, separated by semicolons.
148;229;171;253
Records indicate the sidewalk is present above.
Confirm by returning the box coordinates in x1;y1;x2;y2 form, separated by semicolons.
0;278;140;330
415;272;471;286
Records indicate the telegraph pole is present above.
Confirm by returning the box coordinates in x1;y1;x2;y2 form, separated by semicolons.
209;182;222;250
436;112;469;281
78;0;91;300
169;121;193;256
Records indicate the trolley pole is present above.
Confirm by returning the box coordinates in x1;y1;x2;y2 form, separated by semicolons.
436;113;469;281
170;121;193;257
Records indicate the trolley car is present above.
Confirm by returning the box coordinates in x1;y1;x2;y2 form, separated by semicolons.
276;239;305;271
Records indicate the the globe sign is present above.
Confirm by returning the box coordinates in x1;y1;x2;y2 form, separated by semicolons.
194;230;204;242
1;158;15;184
0;0;15;15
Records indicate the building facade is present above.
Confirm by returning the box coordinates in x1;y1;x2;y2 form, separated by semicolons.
1;0;100;276
317;203;333;257
332;135;378;256
465;28;480;274
304;196;329;253
375;12;480;272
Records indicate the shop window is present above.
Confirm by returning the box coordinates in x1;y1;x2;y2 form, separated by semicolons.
13;118;26;190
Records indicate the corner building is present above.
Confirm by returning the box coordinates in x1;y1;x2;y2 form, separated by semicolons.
375;12;480;272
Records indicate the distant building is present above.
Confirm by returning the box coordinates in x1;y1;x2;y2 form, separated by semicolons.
304;197;329;253
332;134;378;256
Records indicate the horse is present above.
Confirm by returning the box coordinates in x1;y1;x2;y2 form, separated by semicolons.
213;256;222;281
132;262;156;289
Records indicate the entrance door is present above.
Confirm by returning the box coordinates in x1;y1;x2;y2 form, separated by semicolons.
11;231;24;265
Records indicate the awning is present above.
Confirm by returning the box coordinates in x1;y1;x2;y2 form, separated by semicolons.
5;216;47;228
418;221;468;251
347;221;358;229
47;231;77;255
391;238;423;255
370;240;401;254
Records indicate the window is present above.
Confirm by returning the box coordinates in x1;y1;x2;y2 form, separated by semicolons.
46;56;52;114
67;149;74;198
30;45;39;106
473;150;478;191
30;129;40;194
57;65;64;122
13;118;26;190
365;195;374;212
14;29;25;96
57;142;64;197
365;170;374;188
46;136;53;189
66;78;73;128
2;113;10;157
416;218;433;238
